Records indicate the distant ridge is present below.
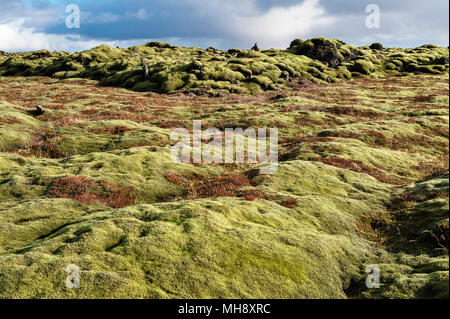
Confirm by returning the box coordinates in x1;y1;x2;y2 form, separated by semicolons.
0;38;448;95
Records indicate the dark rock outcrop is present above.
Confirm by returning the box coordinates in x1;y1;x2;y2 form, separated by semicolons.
251;43;260;51
370;43;384;50
289;38;344;68
27;105;45;116
140;56;150;80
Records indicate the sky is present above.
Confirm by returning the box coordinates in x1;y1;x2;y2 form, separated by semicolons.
0;0;448;52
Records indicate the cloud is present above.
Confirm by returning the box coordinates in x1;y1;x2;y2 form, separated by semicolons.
309;4;450;47
0;0;448;52
0;18;144;52
136;9;150;20
84;12;122;24
227;0;335;47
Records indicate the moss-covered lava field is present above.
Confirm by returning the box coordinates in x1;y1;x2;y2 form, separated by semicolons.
0;38;448;299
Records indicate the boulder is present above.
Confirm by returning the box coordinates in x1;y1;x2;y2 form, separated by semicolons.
370;43;384;50
289;38;344;68
28;105;45;116
251;43;260;51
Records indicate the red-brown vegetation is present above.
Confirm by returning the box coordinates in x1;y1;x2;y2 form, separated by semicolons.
164;171;184;185
49;176;135;208
187;172;251;199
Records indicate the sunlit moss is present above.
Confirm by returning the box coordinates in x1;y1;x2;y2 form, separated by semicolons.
0;39;447;94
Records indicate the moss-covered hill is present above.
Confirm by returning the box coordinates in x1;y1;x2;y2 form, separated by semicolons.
0;38;448;95
0;39;448;299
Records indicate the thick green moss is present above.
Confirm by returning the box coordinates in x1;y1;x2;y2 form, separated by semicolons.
0;68;448;299
350;60;375;75
0;39;447;95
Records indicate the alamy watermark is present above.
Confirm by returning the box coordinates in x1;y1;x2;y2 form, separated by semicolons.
65;264;81;289
365;264;380;289
366;4;380;29
170;121;278;174
66;4;80;29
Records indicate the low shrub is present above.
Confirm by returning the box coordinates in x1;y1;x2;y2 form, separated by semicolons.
49;176;135;208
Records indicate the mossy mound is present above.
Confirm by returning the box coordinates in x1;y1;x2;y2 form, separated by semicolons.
288;38;360;68
388;173;449;255
0;38;448;95
349;254;449;299
0;196;378;298
347;174;449;299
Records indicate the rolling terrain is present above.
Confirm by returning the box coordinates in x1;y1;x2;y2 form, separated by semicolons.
0;39;448;298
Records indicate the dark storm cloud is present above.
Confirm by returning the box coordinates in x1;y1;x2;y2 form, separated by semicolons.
0;0;448;52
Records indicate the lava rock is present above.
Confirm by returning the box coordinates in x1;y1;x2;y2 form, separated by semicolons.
28;105;45;116
370;43;384;50
289;38;343;68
